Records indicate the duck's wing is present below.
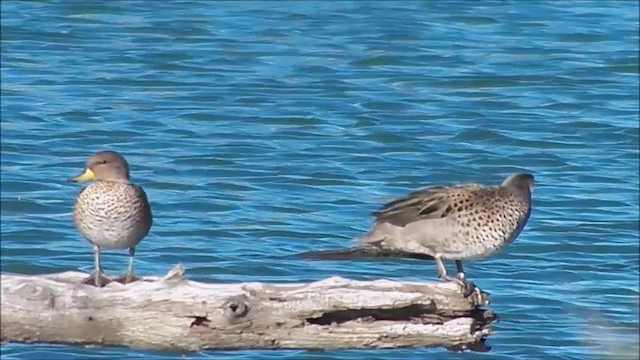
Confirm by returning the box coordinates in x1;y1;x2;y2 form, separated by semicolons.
371;184;483;227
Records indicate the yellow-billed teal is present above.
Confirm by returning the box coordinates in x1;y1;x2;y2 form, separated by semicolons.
70;151;152;287
358;172;534;295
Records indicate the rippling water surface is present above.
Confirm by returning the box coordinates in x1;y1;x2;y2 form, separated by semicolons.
1;1;638;359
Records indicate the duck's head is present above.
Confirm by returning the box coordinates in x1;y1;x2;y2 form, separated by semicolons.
71;151;131;183
501;172;535;196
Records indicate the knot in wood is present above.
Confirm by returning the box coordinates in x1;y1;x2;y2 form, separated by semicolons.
223;296;249;320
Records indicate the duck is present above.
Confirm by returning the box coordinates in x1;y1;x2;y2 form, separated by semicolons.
357;172;534;295
70;150;152;287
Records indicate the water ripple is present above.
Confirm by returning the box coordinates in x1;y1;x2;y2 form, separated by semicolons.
1;1;638;359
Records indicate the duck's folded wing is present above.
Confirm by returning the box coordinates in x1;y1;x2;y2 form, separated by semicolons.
372;186;458;227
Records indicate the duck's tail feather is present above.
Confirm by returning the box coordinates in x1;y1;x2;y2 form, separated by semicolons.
291;246;435;261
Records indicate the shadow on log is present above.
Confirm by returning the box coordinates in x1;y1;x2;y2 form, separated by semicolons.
1;265;497;353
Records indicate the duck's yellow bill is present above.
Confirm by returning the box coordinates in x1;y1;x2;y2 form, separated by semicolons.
72;168;95;182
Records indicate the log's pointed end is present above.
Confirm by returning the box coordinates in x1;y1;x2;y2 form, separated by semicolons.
446;337;492;353
435;281;490;308
162;264;185;282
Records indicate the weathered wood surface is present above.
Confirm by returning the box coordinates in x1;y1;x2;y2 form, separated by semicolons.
0;265;496;352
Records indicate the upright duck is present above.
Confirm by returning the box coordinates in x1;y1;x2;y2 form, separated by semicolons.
357;172;534;295
70;150;152;287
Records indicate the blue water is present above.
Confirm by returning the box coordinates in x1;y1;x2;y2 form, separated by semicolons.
1;1;638;359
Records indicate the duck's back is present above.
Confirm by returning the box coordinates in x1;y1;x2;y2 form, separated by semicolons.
361;184;531;259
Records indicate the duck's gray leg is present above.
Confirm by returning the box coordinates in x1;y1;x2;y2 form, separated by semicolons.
455;259;479;297
455;260;465;279
114;247;141;285
435;254;452;280
435;255;475;297
82;245;112;288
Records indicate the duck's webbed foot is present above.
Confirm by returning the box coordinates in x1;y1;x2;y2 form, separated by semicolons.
454;272;478;298
113;272;141;285
436;257;479;298
113;248;141;285
82;271;113;288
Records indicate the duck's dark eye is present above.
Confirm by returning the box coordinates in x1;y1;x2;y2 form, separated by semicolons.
99;160;107;165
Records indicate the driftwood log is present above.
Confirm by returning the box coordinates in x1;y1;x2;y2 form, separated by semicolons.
0;265;496;352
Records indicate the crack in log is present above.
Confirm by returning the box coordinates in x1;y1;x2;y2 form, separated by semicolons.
307;303;438;325
190;316;211;328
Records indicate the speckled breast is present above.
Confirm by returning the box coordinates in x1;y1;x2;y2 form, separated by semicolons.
73;182;151;249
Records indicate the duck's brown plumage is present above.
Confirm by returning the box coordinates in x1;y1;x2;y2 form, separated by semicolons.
71;150;152;287
358;173;534;293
